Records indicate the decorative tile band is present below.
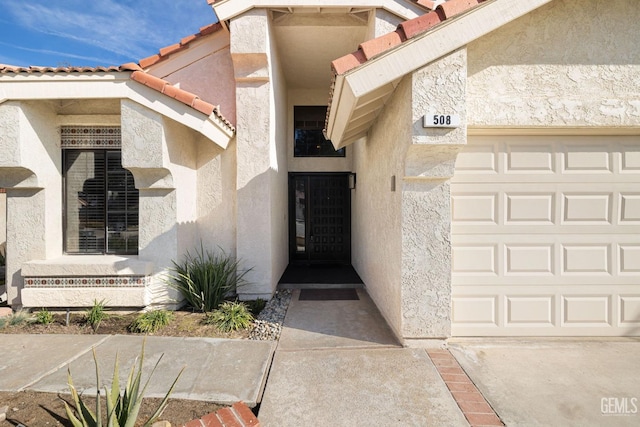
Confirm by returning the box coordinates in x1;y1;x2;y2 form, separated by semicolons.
24;276;149;288
61;126;121;148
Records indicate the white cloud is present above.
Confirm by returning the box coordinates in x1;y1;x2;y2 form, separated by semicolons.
3;0;215;62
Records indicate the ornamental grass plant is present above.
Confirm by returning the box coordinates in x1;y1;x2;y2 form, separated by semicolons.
166;244;250;313
204;301;254;332
129;310;174;334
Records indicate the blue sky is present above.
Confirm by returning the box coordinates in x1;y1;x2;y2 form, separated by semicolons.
0;0;218;67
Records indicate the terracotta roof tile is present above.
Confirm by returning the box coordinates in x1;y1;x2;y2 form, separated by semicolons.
0;63;232;130
331;0;486;76
129;70;224;121
139;22;223;69
358;29;407;61
0;64;123;74
399;8;446;39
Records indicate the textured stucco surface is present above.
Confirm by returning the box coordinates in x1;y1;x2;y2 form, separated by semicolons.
399;49;467;340
351;73;409;341
467;0;640;127
21;287;145;307
164;38;237;125
0;192;5;256
354;49;466;342
1;101;61;306
232;10;288;299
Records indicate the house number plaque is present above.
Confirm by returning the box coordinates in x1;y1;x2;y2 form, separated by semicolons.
423;113;461;128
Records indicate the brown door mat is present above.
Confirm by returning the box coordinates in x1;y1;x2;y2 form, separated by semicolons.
299;288;360;301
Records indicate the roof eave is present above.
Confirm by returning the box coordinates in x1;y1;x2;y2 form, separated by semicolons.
212;0;425;23
0;73;234;150
325;0;554;147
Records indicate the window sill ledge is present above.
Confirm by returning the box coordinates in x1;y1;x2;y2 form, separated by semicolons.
22;255;154;277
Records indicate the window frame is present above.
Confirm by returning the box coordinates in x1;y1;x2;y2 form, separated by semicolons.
62;148;139;255
293;105;346;158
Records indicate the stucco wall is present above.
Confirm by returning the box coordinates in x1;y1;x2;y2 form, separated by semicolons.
196;139;237;254
232;9;289;299
268;17;290;294
351;74;410;340
121;100;202;306
0;192;5;257
163;42;237;125
467;0;640;127
0;100;60;305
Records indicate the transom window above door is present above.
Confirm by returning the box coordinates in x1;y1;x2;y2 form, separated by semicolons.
294;106;345;157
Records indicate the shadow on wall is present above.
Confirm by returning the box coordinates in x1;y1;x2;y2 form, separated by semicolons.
235;166;288;298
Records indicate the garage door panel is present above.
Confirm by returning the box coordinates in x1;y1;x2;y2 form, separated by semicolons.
452;135;640;336
506;296;555;326
507;144;555;173
620;296;640;324
452;287;640;336
562;144;612;173
454;236;640;283
620;193;640;222
562;295;611;326
452;297;497;325
451;193;497;224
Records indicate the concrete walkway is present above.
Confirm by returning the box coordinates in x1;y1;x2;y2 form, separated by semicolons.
2;291;640;426
258;289;468;426
0;334;275;407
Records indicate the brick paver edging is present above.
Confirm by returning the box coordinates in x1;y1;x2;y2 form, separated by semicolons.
181;401;260;427
426;349;504;427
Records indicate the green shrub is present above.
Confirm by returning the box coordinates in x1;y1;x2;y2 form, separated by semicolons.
9;310;29;326
65;340;184;427
129;310;174;334
204;301;254;332
86;299;108;333
246;298;267;316
0;250;5;267
0;311;29;328
35;308;55;325
167;244;250;313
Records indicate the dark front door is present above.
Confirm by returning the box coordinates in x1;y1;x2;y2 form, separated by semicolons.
289;173;351;264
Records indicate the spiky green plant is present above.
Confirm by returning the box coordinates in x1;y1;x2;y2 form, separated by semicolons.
64;340;184;427
204;301;254;332
129;310;174;334
86;299;107;333
166;244;250;313
35;308;55;325
8;310;29;326
246;298;267;316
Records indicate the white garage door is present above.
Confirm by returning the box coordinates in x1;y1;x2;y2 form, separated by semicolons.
451;135;640;336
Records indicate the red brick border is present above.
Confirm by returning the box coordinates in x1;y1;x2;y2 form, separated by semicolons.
181;401;260;427
427;349;504;427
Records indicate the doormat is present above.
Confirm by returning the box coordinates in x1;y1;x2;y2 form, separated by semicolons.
299;288;360;301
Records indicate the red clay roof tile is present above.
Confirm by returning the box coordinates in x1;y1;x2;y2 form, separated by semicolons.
399;9;446;39
359;29;407;61
129;70;225;120
0;63;232;130
140;22;223;69
331;0;486;76
438;0;484;18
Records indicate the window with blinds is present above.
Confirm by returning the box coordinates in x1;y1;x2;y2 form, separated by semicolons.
294;106;345;157
63;150;139;254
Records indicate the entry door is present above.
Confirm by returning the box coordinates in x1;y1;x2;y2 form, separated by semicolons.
289;173;351;264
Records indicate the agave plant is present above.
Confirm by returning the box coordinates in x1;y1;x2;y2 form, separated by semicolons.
64;340;184;427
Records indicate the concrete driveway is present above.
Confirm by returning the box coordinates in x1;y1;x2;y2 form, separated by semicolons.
449;339;640;427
